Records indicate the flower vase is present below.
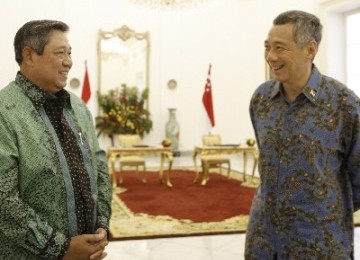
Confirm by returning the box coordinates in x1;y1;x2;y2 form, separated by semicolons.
165;108;180;156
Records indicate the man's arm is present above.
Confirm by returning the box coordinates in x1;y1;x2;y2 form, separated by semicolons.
0;116;69;259
348;106;360;211
80;103;112;231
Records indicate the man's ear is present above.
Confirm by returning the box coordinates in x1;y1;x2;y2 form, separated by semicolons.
22;46;34;65
307;40;318;61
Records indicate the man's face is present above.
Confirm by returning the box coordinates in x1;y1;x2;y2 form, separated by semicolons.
30;30;72;94
264;23;314;87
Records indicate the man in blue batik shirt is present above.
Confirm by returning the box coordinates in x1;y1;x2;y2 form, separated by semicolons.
245;10;360;259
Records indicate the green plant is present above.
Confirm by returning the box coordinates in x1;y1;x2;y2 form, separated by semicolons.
96;84;152;138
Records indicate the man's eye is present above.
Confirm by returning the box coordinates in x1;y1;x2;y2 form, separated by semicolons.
55;50;72;59
55;51;65;55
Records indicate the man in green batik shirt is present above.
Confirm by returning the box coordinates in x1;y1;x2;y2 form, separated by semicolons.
0;20;112;259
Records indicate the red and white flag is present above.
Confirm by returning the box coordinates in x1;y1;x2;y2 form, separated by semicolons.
81;61;91;103
202;64;215;127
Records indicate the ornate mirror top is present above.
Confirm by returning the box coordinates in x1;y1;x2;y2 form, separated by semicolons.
97;25;150;96
99;25;149;42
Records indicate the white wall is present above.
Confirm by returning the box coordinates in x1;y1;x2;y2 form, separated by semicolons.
315;0;360;84
0;0;316;151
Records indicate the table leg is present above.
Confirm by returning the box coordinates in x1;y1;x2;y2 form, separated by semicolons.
193;151;199;183
201;161;209;186
243;152;248;182
160;152;173;187
159;153;164;183
165;158;173;188
110;155;124;194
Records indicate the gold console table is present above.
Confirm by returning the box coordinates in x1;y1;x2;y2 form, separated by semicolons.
107;146;174;190
192;145;259;185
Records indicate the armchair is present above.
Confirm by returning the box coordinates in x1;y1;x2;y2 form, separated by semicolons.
117;134;147;184
201;134;231;184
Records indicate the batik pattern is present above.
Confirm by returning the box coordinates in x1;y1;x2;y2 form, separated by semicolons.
245;65;360;259
0;73;112;259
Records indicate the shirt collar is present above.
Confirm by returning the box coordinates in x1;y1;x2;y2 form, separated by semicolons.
268;64;322;105
301;65;322;105
15;71;72;110
269;81;281;99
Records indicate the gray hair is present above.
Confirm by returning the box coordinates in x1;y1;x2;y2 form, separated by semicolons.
273;10;322;48
14;20;69;65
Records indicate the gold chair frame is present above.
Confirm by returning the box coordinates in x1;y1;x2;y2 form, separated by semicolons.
201;134;231;185
117;135;146;184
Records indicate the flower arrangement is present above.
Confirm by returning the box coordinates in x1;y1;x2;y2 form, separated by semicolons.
96;84;152;139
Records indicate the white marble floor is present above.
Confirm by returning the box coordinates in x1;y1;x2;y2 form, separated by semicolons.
105;229;360;260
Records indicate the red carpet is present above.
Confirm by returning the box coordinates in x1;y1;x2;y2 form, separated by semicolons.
117;169;256;223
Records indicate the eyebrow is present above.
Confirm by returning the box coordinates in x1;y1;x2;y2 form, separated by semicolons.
54;46;72;51
264;40;287;46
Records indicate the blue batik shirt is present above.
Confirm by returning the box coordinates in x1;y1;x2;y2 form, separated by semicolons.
245;65;360;259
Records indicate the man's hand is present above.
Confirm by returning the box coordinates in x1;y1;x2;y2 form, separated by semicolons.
63;230;108;260
90;228;109;260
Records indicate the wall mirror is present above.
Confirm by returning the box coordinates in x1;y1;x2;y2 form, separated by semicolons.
97;25;150;95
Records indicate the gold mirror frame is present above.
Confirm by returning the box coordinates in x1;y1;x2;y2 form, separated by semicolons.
97;25;150;98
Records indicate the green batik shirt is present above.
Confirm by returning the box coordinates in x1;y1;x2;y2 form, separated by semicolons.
0;72;112;259
245;65;360;259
